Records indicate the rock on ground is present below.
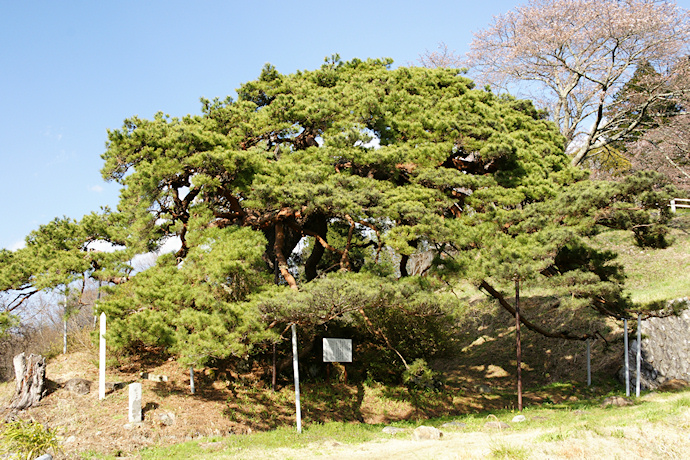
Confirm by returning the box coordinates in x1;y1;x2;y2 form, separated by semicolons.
382;426;406;435
601;396;634;408
412;426;443;441
64;378;91;395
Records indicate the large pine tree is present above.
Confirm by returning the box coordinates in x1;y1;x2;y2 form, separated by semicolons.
2;57;674;370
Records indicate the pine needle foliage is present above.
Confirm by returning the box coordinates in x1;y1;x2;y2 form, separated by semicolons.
2;57;677;372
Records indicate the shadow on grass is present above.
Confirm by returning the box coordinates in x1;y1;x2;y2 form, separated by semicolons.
217;381;368;431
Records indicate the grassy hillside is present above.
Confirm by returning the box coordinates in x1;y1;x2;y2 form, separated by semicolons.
591;213;690;304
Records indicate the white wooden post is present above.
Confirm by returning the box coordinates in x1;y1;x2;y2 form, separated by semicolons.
624;318;630;397
636;314;642;397
63;292;67;355
189;366;195;394
586;339;591;387
671;199;677;213
99;312;106;400
291;324;302;433
63;319;67;355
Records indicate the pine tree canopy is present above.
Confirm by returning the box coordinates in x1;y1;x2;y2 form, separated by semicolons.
2;57;677;368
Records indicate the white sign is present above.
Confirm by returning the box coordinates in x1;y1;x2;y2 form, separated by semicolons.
323;338;353;363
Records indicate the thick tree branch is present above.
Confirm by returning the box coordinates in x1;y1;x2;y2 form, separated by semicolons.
479;279;596;341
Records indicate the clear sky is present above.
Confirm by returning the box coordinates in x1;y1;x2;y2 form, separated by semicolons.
1;0;687;250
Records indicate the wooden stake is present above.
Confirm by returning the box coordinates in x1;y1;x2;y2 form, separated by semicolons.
292;324;302;433
624;318;630;397
636;315;642;397
586;339;591;386
99;312;106;400
272;342;277;392
190;366;195;394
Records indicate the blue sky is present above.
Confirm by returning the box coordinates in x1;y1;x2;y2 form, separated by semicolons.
1;1;687;250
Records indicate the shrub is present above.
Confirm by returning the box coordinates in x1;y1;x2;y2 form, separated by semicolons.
402;358;442;391
632;224;669;248
0;420;61;460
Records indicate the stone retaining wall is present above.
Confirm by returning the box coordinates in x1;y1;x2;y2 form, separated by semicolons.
619;301;690;390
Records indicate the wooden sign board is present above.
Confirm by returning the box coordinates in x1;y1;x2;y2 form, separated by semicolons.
323;338;352;363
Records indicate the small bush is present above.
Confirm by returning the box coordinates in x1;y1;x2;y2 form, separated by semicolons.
402;359;442;391
632;224;669;248
0;420;61;460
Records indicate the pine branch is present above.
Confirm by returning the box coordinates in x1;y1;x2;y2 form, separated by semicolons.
479;279;597;341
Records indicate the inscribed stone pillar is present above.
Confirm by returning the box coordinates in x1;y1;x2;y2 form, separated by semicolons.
129;382;142;423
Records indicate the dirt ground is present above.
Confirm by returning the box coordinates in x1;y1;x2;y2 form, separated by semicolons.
0;350;587;459
0;308;633;460
240;423;690;460
1;352;246;458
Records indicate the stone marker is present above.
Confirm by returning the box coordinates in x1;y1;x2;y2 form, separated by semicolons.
129;382;142;423
512;415;526;423
413;426;443;441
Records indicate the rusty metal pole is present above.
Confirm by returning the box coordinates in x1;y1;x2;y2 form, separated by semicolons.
272;342;277;392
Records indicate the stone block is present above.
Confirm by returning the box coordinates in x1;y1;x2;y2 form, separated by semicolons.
129;382;142;423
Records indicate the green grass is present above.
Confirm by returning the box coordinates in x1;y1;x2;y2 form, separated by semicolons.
489;441;530;459
591;225;690;303
136;422;384;460
0;420;62;460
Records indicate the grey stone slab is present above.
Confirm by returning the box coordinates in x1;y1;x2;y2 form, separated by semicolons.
129;382;142;423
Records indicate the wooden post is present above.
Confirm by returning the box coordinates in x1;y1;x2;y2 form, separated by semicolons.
624;318;630;397
190;366;195;394
291;324;302;433
671;199;677;213
515;277;523;412
636;314;642;397
63;318;67;355
63;292;67;355
99;312;106;400
586;339;591;387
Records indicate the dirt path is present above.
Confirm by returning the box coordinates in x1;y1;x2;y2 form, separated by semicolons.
218;420;690;460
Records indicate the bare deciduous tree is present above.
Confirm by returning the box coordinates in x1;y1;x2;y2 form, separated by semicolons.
467;0;690;166
625;60;690;190
416;42;465;69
